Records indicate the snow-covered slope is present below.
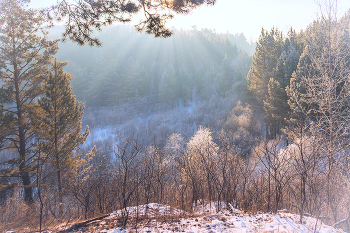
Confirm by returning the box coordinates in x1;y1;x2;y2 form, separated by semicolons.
54;203;345;233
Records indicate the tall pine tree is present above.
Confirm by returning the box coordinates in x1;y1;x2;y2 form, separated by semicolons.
0;0;57;205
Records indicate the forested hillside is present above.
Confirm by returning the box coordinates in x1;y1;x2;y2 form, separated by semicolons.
53;26;254;155
55;26;253;108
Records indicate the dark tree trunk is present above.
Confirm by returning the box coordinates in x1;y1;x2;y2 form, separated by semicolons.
14;60;33;205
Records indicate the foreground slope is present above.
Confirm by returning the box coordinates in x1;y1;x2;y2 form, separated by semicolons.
53;203;344;233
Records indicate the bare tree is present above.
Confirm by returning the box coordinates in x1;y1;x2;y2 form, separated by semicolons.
254;139;293;213
184;127;219;209
68;147;96;219
114;136;145;226
284;121;324;223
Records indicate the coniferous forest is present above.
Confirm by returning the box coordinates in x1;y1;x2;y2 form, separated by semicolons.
1;0;350;232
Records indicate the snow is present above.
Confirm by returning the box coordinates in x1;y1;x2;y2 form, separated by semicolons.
85;126;116;145
55;203;345;233
107;203;186;219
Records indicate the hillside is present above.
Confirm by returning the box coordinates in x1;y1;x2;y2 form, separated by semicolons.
54;25;253;109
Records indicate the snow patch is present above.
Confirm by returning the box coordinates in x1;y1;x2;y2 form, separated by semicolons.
57;203;346;233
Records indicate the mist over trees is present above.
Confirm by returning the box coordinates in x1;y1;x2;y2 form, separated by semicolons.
54;26;254;109
1;0;350;232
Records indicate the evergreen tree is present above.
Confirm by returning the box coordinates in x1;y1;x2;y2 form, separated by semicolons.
246;27;283;108
0;0;57;205
263;29;301;137
246;27;283;138
35;59;89;217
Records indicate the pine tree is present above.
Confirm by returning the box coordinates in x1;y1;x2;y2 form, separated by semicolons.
35;59;89;217
0;0;57;205
246;27;283;108
246;27;283;138
263;29;301;137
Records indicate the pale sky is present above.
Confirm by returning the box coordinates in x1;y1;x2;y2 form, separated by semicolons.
29;0;350;42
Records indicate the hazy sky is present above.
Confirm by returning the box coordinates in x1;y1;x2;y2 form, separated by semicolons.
29;0;350;42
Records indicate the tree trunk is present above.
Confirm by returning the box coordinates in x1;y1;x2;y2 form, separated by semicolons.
14;60;33;205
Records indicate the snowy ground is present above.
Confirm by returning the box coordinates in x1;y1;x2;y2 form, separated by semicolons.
54;203;345;233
